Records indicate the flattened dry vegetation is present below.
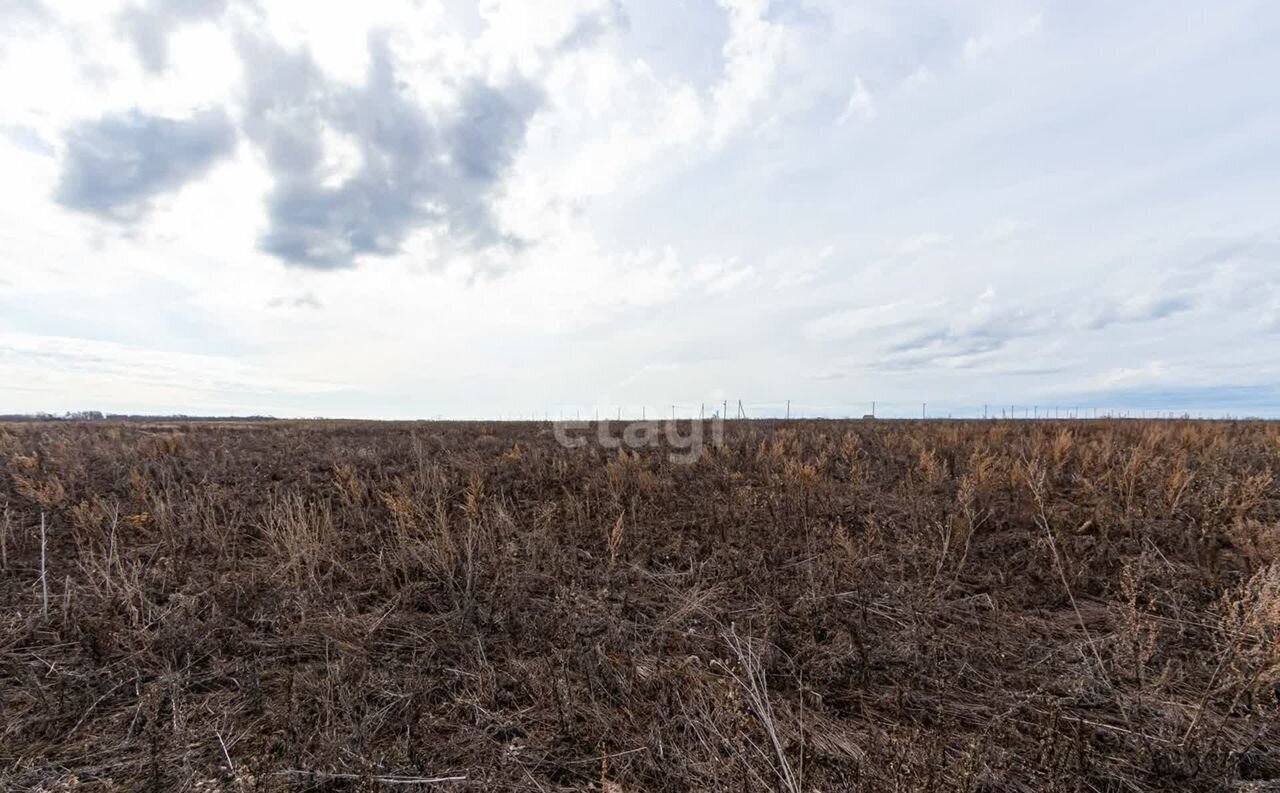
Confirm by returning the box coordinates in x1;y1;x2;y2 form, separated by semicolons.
1;419;1279;792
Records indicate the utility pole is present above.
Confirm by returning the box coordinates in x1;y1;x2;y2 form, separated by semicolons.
671;405;676;420
786;400;790;420
983;404;988;419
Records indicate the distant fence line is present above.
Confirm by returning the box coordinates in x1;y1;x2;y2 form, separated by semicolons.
494;401;1270;422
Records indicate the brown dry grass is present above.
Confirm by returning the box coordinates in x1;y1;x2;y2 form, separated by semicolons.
1;418;1278;791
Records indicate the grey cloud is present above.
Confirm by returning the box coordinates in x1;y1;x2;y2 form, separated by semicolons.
1;125;54;156
881;329;1014;370
54;108;236;223
863;303;1059;371
873;290;1195;372
118;0;228;73
0;0;48;54
1084;294;1193;330
1183;235;1280;270
2;0;47;27
558;0;628;51
240;32;542;269
3;0;46;22
268;292;322;310
763;0;830;27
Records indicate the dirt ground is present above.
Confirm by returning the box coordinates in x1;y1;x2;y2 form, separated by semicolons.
1;419;1278;791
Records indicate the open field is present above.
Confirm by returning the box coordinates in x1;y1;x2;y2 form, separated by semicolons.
1;419;1278;792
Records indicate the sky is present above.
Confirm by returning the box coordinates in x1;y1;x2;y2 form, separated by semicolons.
1;0;1278;419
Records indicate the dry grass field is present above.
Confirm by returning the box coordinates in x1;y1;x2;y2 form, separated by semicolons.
1;419;1278;792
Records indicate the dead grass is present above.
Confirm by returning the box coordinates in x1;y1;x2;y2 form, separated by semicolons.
0;418;1278;791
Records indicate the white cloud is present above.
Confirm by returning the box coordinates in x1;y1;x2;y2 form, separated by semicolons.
709;0;789;143
0;332;341;413
692;255;755;293
903;65;932;89
805;300;935;341
836;77;875;124
886;232;950;257
963;15;1042;63
317;126;363;187
979;218;1021;242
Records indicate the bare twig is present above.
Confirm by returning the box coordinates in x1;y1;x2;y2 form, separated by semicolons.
39;511;48;617
1;501;10;570
1022;460;1112;688
275;770;466;785
716;625;804;793
217;729;236;777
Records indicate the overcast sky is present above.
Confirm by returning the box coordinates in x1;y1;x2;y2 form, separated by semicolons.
1;1;1278;419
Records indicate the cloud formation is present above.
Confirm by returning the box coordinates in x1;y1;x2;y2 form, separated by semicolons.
1084;293;1194;331
4;1;1280;418
240;33;542;269
836;77;874;124
118;0;228;73
54;108;236;223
